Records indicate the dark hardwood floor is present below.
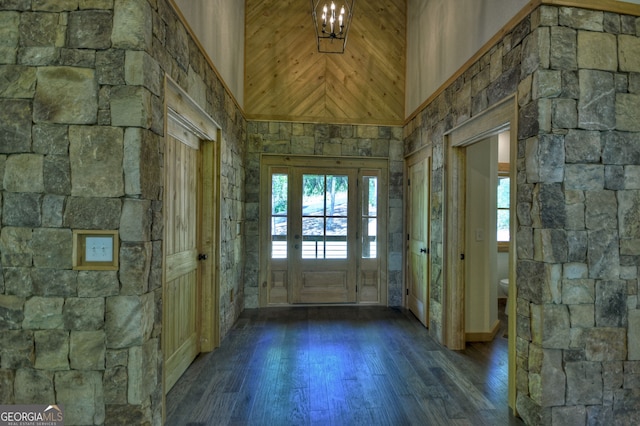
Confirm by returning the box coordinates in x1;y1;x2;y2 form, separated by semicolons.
165;304;523;425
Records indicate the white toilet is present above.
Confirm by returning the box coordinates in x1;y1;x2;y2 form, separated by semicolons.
499;278;509;315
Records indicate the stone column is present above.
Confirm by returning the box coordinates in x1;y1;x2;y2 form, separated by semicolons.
515;6;640;425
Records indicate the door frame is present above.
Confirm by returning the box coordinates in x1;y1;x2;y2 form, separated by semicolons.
404;144;432;327
259;154;388;306
444;95;517;409
162;77;221;397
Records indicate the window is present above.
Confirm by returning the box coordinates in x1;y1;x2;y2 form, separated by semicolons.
361;175;378;258
271;173;288;259
497;174;510;251
301;174;349;259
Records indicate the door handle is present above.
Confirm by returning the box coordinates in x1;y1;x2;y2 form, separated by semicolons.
294;234;300;239
294;244;299;249
420;248;427;254
198;253;208;260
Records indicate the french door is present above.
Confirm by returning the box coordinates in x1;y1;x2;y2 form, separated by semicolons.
291;168;357;303
260;156;388;306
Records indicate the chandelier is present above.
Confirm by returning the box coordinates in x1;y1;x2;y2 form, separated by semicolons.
310;0;355;53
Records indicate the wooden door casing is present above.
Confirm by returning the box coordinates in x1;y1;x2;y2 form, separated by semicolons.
162;78;221;415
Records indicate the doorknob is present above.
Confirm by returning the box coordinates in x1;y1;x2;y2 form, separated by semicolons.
294;234;300;239
198;253;208;260
420;248;427;254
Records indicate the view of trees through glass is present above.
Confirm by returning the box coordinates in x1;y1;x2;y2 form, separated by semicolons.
497;176;510;242
270;171;379;260
362;176;378;258
302;174;348;259
271;174;288;258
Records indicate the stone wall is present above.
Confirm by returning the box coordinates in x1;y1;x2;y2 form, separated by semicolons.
403;6;531;343
244;121;405;307
515;6;640;424
0;1;245;425
404;5;640;424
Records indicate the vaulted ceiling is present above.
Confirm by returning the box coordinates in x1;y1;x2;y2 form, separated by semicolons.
245;0;406;125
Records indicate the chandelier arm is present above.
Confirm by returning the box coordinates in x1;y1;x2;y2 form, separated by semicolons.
342;0;355;50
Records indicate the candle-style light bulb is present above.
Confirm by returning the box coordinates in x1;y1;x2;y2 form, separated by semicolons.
322;4;327;27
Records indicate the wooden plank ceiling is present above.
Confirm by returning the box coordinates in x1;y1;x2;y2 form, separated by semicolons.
245;0;406;125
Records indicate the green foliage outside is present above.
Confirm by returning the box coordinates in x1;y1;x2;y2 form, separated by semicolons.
497;177;510;240
272;174;288;214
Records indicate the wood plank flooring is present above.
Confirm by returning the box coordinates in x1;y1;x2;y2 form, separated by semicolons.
165;305;523;425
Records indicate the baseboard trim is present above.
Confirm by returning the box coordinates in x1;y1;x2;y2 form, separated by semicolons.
465;319;502;342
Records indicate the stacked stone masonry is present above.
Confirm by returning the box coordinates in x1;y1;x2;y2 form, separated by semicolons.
1;1;639;425
0;1;245;425
404;5;640;425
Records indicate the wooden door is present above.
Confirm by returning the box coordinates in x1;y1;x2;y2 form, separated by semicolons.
164;123;201;393
260;156;388;306
407;152;430;327
291;168;358;303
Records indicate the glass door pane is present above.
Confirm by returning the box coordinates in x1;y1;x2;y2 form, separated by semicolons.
362;175;378;258
497;176;510;242
271;173;288;258
325;175;348;259
301;174;348;259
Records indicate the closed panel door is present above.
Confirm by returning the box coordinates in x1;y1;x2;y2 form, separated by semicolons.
407;154;430;327
291;169;357;303
164;128;201;393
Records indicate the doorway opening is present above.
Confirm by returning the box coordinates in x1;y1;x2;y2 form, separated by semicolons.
463;132;512;342
259;155;388;306
445;95;517;410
